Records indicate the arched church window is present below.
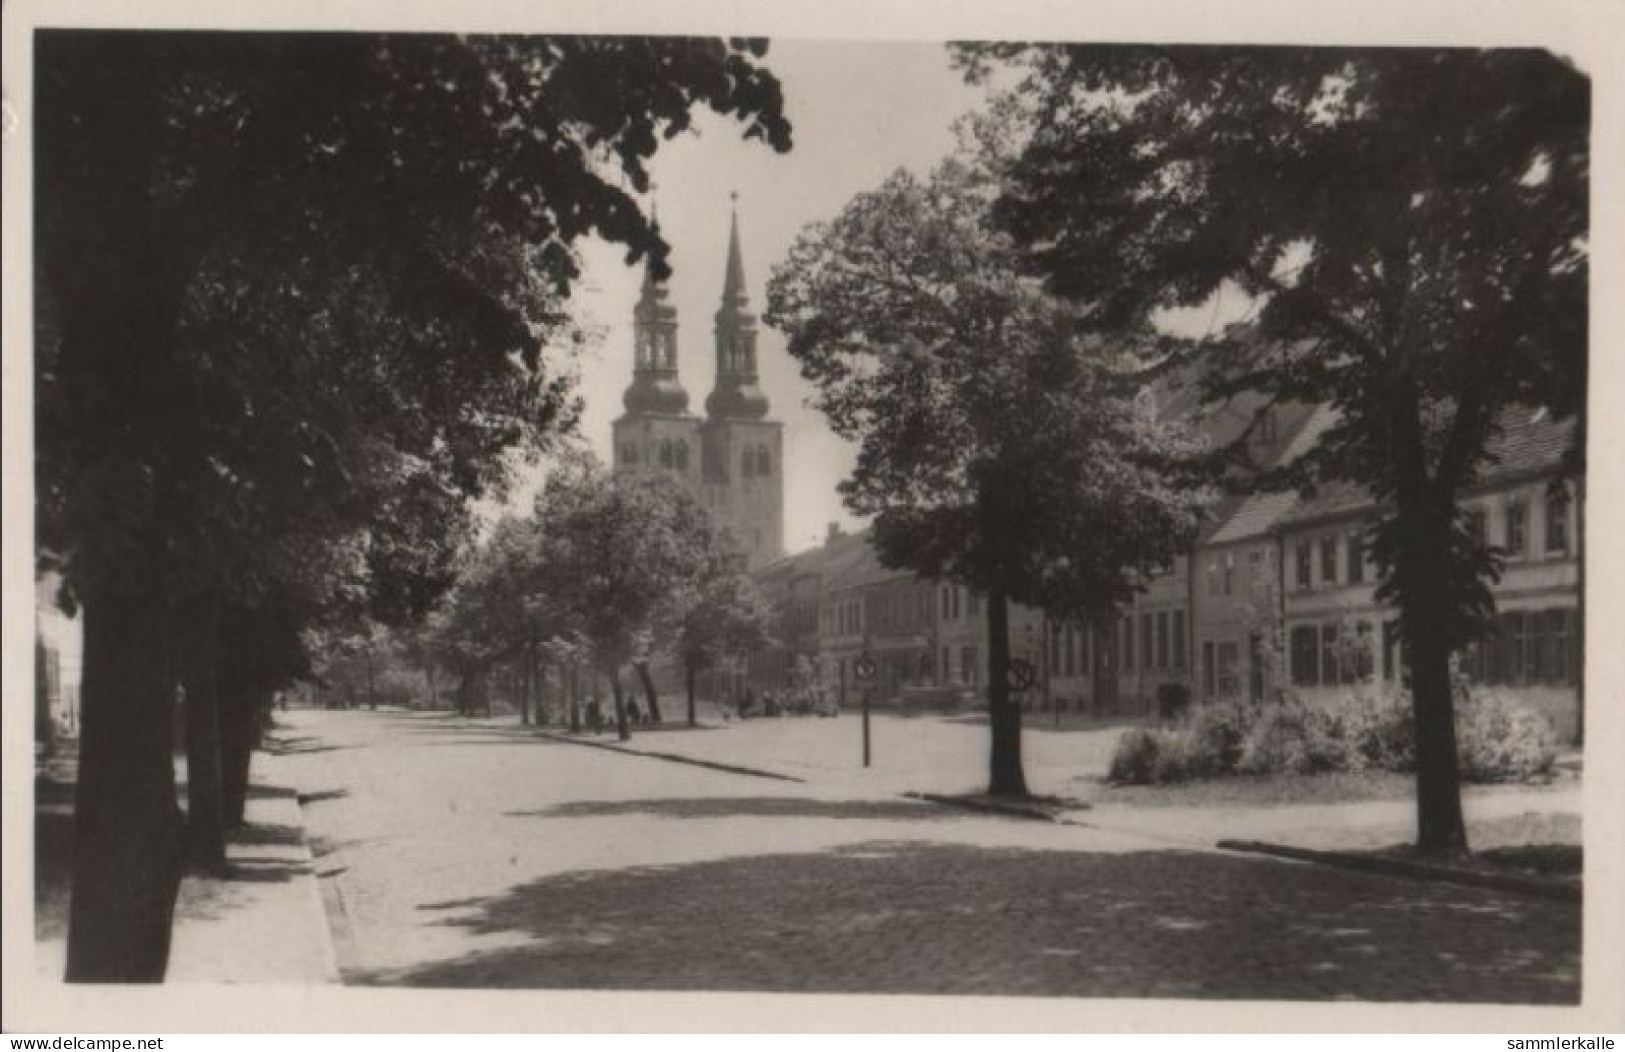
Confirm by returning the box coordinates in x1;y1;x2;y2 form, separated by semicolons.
755;445;771;477
742;446;755;478
674;441;689;471
660;440;673;469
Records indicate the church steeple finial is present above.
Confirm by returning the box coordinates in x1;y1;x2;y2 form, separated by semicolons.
722;191;748;307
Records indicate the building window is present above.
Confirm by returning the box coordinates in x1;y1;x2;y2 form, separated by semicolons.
741;447;755;478
1295;542;1312;590
1122;616;1135;672
1320;623;1342;686
621;444;639;466
941;586;951;619
674;441;689;471
1156;611;1170;670
756;446;772;477
968;591;981;616
1347;529;1366;585
1065;625;1078;677
659;440;674;469
1141;613;1154;671
1466;508;1488;546
1217;643;1240;696
1291;625;1319;686
1223;554;1235;597
1545;489;1570;555
1505;499;1528;559
1172;610;1186;670
1207;561;1221;596
1319;536;1338;587
960;646;978;685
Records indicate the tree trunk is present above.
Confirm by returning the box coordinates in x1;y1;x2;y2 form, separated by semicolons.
1391;460;1469;853
364;649;377;710
66;587;187;982
985;577;1029;798
180;595;226;869
36;637;56;753
220;684;259;829
567;664;581;733
635;660;663;724
609;667;631;742
426;661;439;709
519;656;531;725
686;659;698;727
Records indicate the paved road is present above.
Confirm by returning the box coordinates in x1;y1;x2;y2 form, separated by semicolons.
276;709;1579;1002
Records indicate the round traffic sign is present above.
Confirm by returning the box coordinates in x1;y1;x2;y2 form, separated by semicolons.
1007;658;1036;692
853;655;878;683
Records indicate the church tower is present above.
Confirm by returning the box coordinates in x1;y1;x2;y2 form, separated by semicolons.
701;200;784;568
612;223;702;488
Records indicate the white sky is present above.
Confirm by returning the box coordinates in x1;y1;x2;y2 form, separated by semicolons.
506;40;992;553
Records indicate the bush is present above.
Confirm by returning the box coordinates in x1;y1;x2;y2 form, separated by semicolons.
1341;687;1415;772
1455;689;1560;781
1104;683;1559;786
1108;727;1162;784
1184;702;1250;777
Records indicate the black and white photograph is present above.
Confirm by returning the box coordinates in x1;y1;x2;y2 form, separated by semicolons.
4;0;1622;1036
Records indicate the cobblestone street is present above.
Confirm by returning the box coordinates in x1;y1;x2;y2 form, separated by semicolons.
280;709;1580;1002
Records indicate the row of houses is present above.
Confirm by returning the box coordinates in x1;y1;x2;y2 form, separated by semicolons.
740;395;1583;742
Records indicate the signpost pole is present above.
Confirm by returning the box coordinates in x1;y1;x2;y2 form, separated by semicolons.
862;688;871;768
854;649;877;768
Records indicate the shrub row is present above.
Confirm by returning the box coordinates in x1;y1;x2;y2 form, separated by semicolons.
1107;686;1559;785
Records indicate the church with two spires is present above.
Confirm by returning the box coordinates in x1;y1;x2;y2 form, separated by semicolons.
612;203;785;570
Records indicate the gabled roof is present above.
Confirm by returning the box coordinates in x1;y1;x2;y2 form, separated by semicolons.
1278;405;1577;529
1205;405;1340;545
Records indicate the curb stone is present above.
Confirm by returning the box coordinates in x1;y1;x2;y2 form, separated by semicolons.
904;791;1090;824
1216;838;1581;903
533;730;807;783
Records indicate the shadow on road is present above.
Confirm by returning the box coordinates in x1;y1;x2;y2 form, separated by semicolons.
358;839;1579;1003
507;796;961;822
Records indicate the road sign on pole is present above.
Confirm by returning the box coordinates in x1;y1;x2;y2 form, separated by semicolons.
1007;658;1036;693
854;652;876;767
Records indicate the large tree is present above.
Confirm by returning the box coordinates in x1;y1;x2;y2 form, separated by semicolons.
673;540;774;727
527;469;722;741
765;159;1204;796
959;44;1587;849
35;30;790;980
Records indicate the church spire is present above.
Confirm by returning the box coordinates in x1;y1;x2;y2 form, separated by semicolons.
706;194;770;421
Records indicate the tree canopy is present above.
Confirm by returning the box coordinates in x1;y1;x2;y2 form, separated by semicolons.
766;156;1204;795
956;43;1588;848
35;29;791;980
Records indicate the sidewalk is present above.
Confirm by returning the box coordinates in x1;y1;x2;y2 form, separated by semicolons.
530;712;1582;859
33;743;339;984
166;748;340;984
